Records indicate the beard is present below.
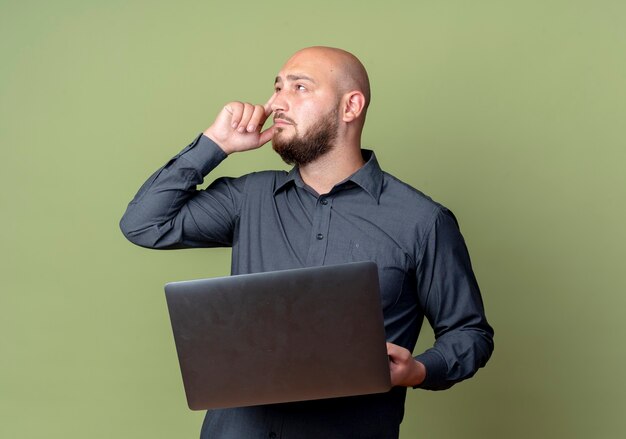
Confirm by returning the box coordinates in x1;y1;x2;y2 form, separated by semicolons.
272;107;339;167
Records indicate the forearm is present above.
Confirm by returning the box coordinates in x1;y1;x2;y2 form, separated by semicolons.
413;324;494;390
119;134;229;249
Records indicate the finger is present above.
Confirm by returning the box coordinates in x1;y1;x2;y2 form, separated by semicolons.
237;103;255;132
247;104;268;132
387;342;410;364
228;102;244;129
247;105;265;132
264;94;276;117
258;125;275;146
386;342;398;356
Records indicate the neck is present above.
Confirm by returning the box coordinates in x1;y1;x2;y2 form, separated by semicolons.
298;143;365;195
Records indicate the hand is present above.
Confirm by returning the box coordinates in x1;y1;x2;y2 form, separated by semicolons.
387;342;426;387
203;98;275;155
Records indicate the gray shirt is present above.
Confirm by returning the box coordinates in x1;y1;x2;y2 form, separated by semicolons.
120;134;494;438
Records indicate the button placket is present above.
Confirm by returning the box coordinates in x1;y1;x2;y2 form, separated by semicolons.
305;196;333;266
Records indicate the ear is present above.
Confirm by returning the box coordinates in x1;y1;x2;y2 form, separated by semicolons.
341;91;366;123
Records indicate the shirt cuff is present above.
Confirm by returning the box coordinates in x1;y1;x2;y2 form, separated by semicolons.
173;133;228;176
413;350;449;390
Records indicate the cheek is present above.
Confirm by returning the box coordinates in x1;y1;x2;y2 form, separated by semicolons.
298;108;324;130
296;99;323;118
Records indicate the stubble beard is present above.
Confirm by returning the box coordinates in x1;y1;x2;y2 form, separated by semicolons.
272;107;339;167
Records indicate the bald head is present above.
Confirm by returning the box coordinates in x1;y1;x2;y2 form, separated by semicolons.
285;46;371;112
270;47;370;167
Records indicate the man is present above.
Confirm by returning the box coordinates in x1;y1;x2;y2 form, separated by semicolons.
120;46;493;438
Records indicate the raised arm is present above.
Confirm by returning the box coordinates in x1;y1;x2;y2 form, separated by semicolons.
119;100;275;249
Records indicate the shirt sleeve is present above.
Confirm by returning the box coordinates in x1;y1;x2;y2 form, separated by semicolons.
413;207;494;390
119;134;246;249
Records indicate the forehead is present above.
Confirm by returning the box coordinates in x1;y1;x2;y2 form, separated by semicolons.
275;51;338;84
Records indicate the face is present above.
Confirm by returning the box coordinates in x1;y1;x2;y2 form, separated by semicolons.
269;50;342;166
272;105;339;166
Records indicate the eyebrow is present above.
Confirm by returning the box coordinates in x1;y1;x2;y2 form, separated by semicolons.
274;74;316;84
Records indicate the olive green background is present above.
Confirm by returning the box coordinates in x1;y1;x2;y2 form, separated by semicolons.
1;0;624;437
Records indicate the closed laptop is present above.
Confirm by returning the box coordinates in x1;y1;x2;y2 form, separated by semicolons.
164;261;391;410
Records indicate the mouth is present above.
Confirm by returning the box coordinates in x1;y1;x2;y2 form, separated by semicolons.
273;114;296;126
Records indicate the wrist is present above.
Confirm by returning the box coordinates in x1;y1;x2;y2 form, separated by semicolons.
202;128;233;155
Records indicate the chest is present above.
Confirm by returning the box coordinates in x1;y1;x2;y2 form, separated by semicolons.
232;187;416;310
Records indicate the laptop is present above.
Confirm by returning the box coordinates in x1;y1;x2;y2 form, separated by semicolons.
164;261;391;410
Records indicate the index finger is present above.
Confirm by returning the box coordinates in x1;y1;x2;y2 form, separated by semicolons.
264;94;276;117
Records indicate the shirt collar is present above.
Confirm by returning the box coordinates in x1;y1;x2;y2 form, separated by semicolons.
274;149;384;203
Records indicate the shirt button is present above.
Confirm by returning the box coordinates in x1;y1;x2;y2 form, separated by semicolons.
316;233;324;240
269;433;277;439
320;198;328;205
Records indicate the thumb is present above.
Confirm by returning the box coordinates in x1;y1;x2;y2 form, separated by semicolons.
258;124;276;147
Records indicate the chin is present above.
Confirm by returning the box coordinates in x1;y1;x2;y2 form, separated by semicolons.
273;130;293;143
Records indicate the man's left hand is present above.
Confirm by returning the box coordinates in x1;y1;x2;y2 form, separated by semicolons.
387;342;426;387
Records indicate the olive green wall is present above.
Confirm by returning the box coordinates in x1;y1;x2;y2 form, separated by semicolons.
2;1;624;437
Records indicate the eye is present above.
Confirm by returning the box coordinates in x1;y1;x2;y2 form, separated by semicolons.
296;84;306;91
274;86;282;92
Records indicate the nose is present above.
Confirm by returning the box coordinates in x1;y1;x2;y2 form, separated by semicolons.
270;90;288;113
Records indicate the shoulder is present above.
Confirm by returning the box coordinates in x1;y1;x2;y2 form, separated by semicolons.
242;170;290;189
380;171;464;242
211;170;290;197
380;171;448;220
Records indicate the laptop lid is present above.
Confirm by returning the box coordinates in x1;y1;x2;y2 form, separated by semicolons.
164;261;391;410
